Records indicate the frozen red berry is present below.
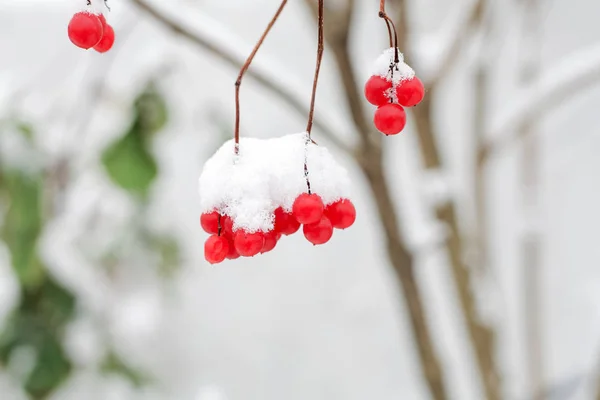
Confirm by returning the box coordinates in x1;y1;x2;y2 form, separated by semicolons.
234;231;265;257
261;231;280;253
374;103;406;135
274;207;300;235
204;235;229;264
200;212;220;234
396;77;425;107
324;199;356;229
292;193;324;225
364;75;393;106
68;12;103;50
94;23;114;53
303;216;334;245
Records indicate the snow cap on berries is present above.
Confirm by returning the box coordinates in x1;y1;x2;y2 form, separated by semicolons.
198;133;351;234
372;47;416;85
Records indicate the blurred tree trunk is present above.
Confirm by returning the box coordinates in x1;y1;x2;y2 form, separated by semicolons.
393;1;502;398
306;3;449;398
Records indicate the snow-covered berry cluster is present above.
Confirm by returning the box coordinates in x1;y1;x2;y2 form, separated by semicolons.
364;48;425;135
67;6;115;53
198;133;356;264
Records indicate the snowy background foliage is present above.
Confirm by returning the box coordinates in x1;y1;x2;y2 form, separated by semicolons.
1;0;600;399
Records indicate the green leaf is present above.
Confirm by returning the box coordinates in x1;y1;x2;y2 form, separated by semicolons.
133;82;169;136
102;130;158;197
0;277;75;399
101;81;169;197
0;170;45;288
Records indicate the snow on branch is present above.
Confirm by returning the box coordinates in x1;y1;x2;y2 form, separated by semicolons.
482;43;600;160
130;0;352;154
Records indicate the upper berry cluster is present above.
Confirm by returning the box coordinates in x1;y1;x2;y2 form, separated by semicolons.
364;48;425;135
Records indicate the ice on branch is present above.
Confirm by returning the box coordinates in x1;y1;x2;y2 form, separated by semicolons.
372;48;416;85
198;133;351;233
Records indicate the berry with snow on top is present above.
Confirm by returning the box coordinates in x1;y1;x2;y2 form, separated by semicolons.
197;133;355;261
293;193;324;225
274;207;301;235
364;75;393;106
396;77;425;107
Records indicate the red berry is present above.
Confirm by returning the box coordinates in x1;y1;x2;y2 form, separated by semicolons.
274;207;300;235
221;215;234;236
200;212;220;234
261;231;280;253
374;103;406;135
292;193;324;225
94;23;114;53
396;77;425;107
68;12;103;50
303;216;334;245
226;238;240;260
98;14;108;28
234;231;265;257
364;75;393;106
324;199;356;229
204;235;229;264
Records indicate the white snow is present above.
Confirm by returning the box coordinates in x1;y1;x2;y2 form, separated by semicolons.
198;132;351;233
371;48;416;85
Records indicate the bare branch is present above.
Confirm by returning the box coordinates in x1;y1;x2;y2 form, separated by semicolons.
130;0;352;154
481;42;600;162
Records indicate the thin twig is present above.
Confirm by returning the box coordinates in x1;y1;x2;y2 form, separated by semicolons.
306;0;324;135
234;0;287;152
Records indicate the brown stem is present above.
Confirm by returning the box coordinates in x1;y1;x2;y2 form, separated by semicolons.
234;0;287;152
306;0;324;135
378;0;399;62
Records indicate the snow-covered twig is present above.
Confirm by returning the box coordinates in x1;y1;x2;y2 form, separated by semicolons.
130;0;352;154
482;43;600;161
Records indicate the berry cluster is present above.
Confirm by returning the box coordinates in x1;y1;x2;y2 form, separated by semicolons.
68;11;115;53
198;133;356;264
364;48;425;135
201;195;356;264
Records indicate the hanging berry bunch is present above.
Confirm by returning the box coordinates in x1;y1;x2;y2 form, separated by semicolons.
198;0;357;264
67;0;115;53
364;3;425;135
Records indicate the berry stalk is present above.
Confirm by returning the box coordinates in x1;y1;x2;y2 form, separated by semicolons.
234;0;288;154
